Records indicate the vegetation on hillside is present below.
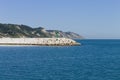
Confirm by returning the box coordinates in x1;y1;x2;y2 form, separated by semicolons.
0;23;83;38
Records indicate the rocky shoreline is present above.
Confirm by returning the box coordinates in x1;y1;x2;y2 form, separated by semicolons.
0;38;80;46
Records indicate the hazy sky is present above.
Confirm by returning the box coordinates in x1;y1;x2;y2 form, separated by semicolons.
0;0;120;39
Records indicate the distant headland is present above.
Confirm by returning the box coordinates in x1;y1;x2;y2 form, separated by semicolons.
0;23;82;46
0;23;83;39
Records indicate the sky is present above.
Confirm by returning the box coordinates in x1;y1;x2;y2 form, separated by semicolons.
0;0;120;39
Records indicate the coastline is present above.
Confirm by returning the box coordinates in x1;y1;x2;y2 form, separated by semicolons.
0;38;80;46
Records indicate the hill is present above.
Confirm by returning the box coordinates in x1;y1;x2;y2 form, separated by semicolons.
0;23;83;39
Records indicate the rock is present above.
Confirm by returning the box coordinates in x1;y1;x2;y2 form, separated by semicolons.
0;38;80;46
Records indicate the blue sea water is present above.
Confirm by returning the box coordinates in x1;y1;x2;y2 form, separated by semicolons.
0;39;120;80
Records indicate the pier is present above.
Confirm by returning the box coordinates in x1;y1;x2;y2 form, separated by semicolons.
0;38;80;46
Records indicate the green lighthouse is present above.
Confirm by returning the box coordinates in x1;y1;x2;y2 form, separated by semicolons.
55;31;59;38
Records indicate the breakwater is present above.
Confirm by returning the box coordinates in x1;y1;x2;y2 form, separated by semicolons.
0;38;80;46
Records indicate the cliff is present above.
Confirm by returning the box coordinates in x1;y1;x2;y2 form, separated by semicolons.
0;23;83;39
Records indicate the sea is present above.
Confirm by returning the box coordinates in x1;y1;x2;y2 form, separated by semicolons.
0;39;120;80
